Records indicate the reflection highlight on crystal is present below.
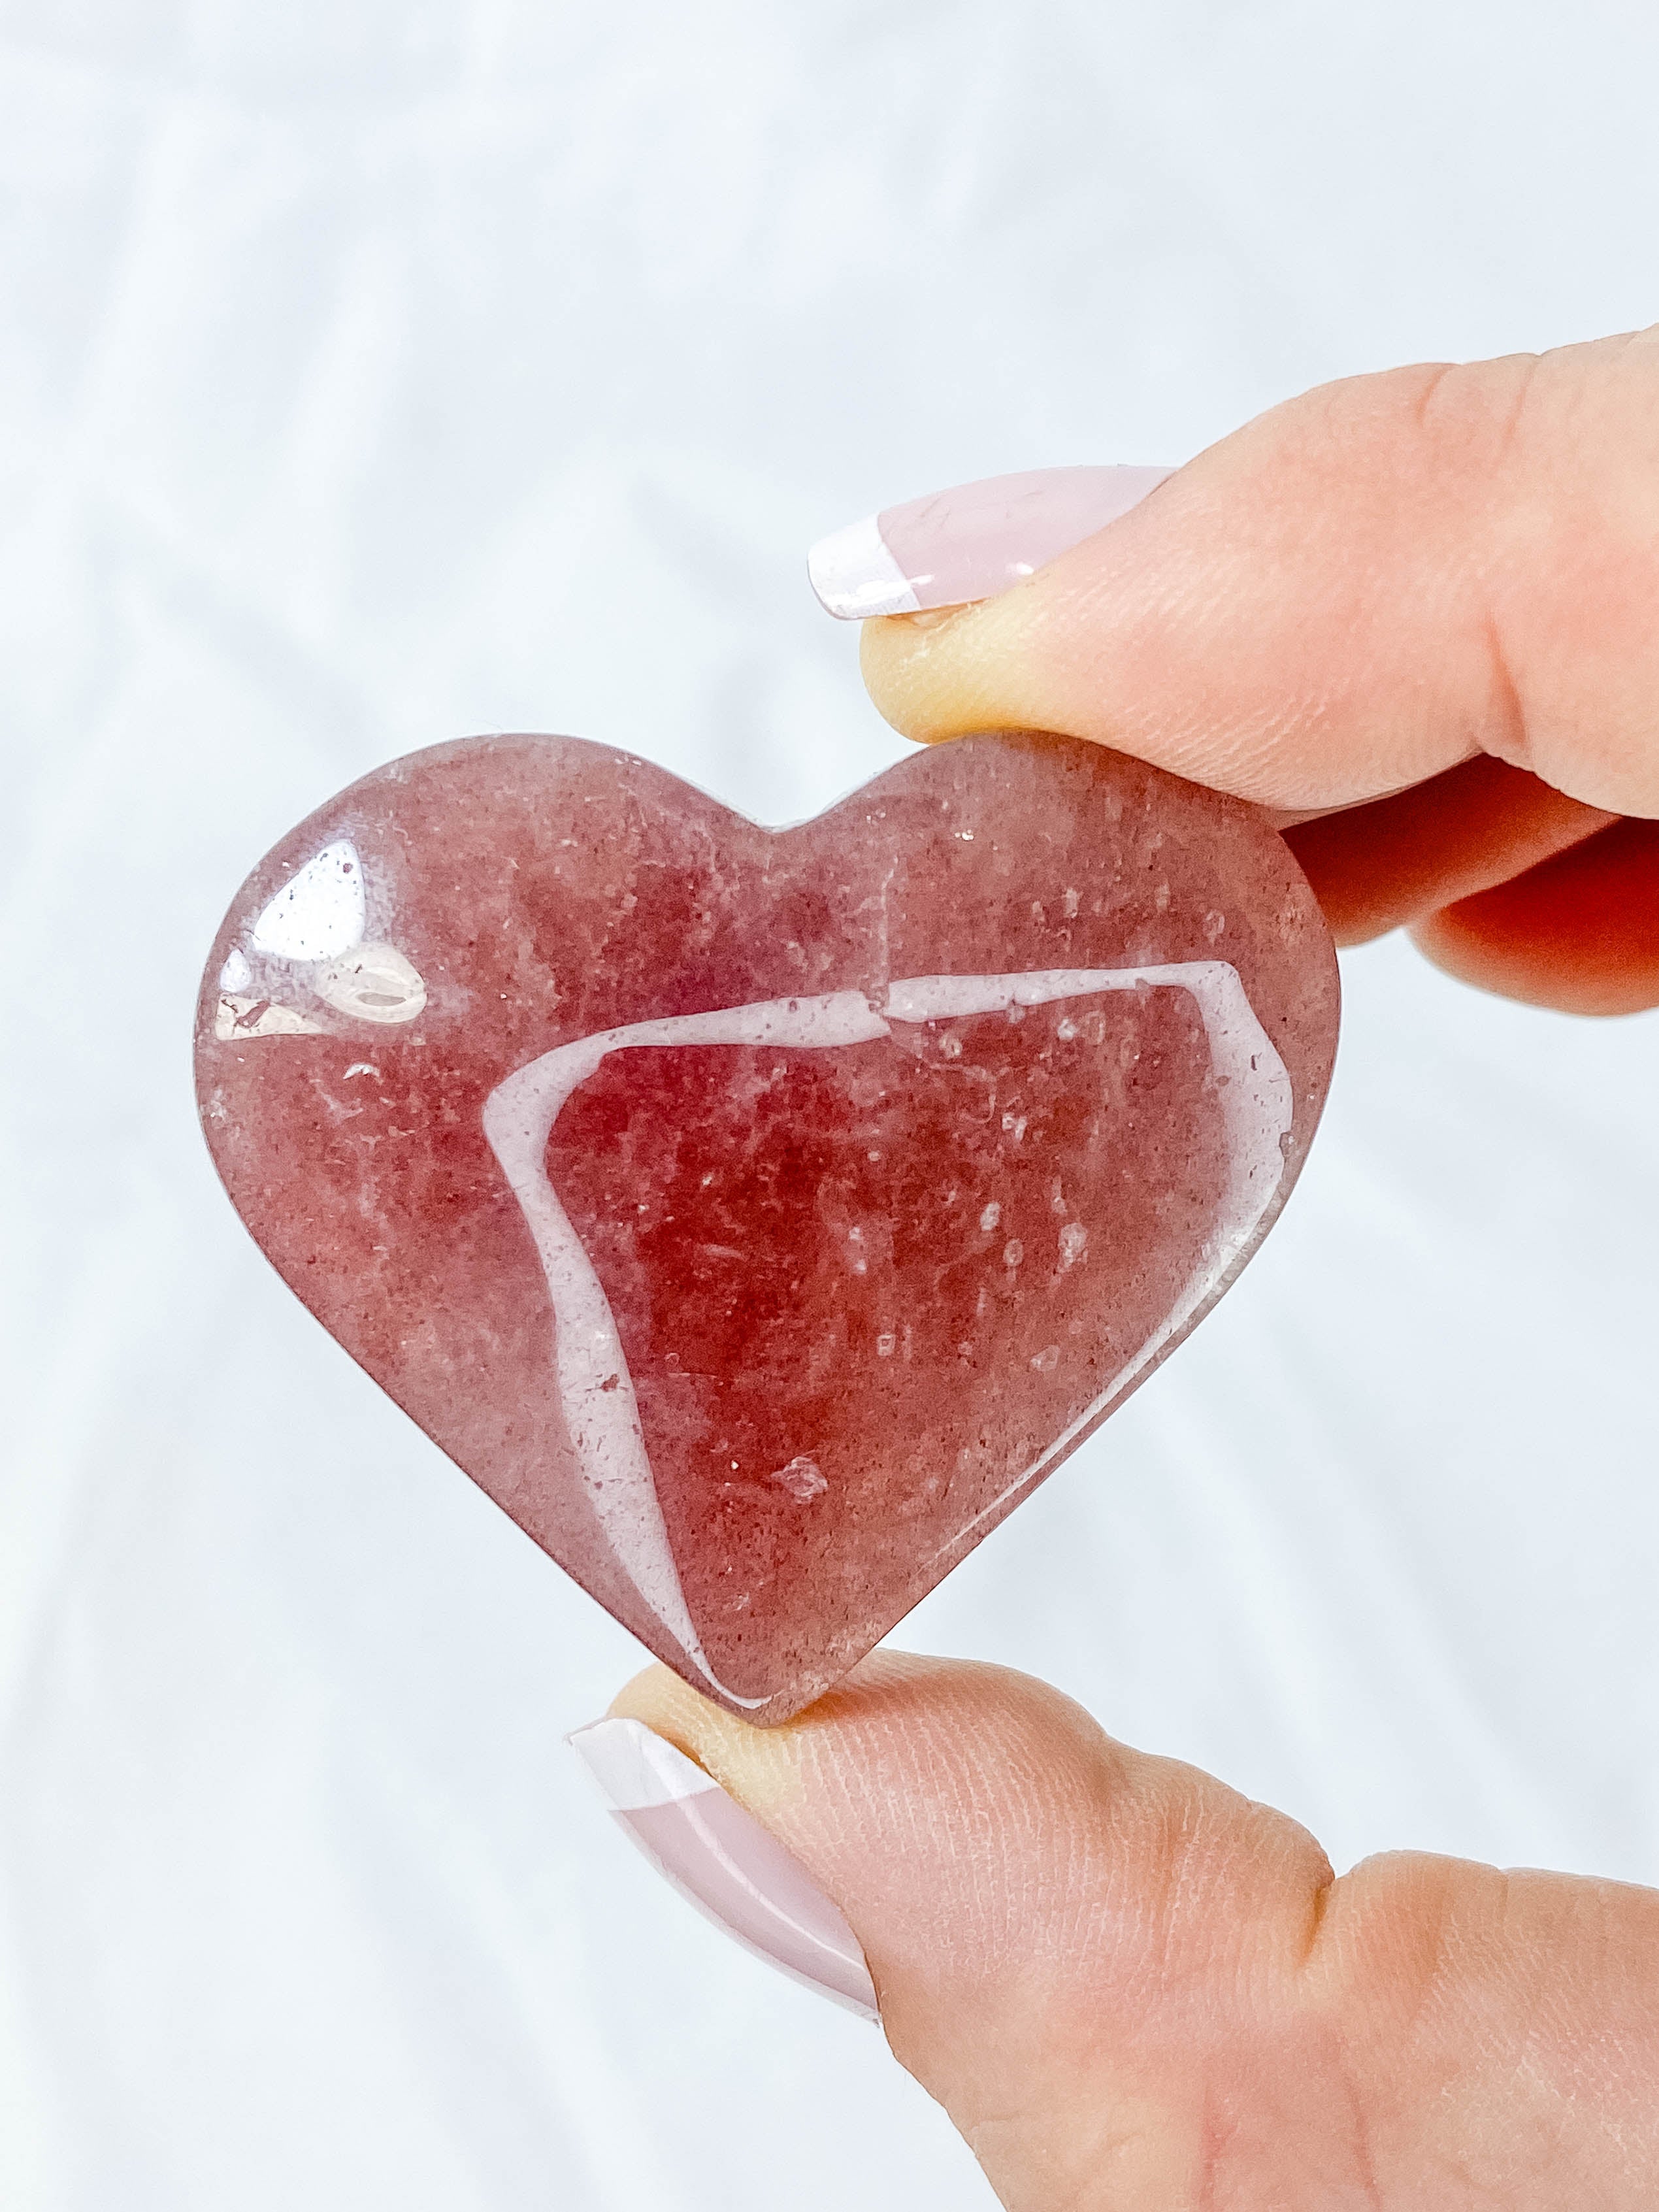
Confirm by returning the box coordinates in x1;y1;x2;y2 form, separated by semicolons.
225;839;428;1031
315;942;427;1024
249;839;367;961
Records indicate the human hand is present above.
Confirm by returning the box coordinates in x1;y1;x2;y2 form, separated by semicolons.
571;333;1659;2209
852;329;1659;1016
589;1651;1659;2209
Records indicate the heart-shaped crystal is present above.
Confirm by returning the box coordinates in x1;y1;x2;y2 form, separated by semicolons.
196;732;1339;1721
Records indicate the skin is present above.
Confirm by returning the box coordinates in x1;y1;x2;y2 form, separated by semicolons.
616;329;1659;2207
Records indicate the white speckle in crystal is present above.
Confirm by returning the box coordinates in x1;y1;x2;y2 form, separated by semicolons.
979;1201;1001;1232
772;1455;827;1502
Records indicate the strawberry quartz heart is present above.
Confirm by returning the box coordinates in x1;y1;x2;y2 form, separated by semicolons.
196;731;1339;1723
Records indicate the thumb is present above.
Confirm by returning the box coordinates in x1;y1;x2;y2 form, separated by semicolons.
853;329;1659;821
836;332;1659;1012
591;1651;1659;2210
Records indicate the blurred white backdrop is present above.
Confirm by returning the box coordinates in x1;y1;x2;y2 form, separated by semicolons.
3;3;1658;2205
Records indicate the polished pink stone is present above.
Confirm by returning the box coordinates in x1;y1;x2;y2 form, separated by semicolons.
195;733;1339;1723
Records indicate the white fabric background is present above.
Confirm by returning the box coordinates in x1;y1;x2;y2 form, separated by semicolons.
2;3;1657;2204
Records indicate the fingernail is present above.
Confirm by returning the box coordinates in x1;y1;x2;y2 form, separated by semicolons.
568;1716;880;2021
807;462;1175;619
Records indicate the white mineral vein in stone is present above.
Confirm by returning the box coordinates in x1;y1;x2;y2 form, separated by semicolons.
483;966;1291;1696
483;991;888;1707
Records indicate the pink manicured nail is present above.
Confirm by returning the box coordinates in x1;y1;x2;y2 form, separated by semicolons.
808;463;1175;619
568;1717;879;2021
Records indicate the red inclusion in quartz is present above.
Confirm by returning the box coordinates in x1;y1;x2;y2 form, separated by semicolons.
195;731;1339;1721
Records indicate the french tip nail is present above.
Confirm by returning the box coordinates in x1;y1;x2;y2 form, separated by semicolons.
809;463;1177;623
569;1716;881;2022
807;514;923;621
